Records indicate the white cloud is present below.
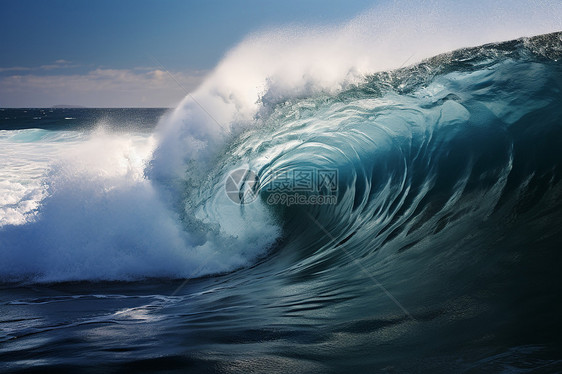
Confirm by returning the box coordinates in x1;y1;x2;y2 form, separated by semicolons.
0;59;79;73
0;68;207;107
39;63;80;70
0;66;32;73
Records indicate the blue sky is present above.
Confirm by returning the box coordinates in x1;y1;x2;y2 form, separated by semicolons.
0;0;376;107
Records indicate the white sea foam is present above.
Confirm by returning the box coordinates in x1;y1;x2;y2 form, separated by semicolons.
0;127;279;282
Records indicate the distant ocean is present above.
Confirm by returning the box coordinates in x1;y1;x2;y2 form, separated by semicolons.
0;108;167;132
1;32;562;372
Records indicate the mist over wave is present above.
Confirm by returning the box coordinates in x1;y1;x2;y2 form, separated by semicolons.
1;0;562;283
151;0;562;181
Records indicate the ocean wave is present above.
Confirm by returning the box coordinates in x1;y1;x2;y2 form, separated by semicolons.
1;1;561;283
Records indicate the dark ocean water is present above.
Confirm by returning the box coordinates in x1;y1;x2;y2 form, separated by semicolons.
0;108;168;132
1;33;562;373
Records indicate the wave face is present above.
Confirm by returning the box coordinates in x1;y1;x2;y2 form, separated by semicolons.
252;32;562;271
